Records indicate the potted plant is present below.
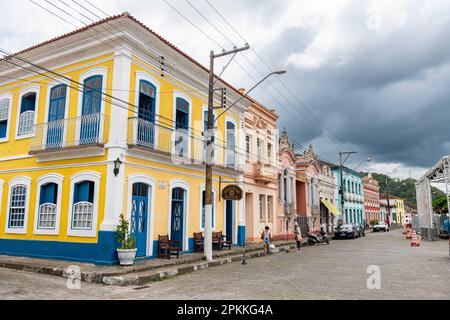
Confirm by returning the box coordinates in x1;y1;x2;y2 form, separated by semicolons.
116;214;137;266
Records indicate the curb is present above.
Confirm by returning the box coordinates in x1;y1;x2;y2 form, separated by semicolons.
0;241;300;285
102;244;298;286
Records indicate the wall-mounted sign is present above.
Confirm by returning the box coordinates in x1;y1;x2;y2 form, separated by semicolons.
158;181;167;190
222;185;243;201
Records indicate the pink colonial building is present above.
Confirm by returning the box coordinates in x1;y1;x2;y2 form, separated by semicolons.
275;129;297;240
295;145;321;233
363;174;381;223
243;99;279;243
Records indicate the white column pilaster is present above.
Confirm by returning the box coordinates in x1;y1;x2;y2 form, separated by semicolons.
101;49;132;231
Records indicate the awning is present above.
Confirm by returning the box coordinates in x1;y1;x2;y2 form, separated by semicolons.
321;199;341;216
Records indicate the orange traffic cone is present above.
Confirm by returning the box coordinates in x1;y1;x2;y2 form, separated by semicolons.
411;230;420;247
406;228;412;240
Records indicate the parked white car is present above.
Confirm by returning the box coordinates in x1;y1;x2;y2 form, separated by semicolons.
373;221;390;232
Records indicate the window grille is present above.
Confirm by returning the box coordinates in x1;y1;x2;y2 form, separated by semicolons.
18;111;35;135
0;100;9;120
38;203;57;229
9;185;27;228
72;202;93;230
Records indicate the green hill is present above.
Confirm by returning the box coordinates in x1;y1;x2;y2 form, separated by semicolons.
361;173;446;210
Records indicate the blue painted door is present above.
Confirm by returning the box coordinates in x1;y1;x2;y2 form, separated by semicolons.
46;85;67;148
137;80;156;147
80;76;102;145
131;183;149;257
226;200;233;241
171;188;185;249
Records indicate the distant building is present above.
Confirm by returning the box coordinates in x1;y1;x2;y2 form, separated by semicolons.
243;99;279;243
276;129;297;240
331;166;365;224
363;174;381;223
295;146;339;233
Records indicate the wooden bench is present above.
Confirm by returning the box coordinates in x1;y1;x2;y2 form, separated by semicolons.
193;232;204;253
212;231;232;251
157;235;180;260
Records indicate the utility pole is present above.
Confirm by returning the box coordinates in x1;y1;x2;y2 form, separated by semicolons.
340;153;345;224
339;151;357;224
385;176;391;227
204;45;249;262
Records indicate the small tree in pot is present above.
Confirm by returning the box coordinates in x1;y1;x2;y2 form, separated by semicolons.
116;214;137;266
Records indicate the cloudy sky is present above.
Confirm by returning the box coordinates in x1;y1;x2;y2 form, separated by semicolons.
1;0;449;180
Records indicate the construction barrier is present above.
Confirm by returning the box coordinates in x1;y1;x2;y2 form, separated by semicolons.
406;228;412;240
411;230;420;247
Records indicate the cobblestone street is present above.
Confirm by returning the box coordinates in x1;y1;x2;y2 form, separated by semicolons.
1;230;449;300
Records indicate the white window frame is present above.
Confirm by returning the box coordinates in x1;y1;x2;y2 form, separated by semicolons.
224;116;237;169
15;86;40;140
201;105;217;163
67;171;101;238
245;135;251;162
5;176;32;235
199;184;217;232
76;68;108;143
132;72;161;151
43;78;72;147
172;92;192;160
33;174;64;235
0;93;13;143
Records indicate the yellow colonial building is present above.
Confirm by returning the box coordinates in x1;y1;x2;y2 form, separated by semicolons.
0;13;248;264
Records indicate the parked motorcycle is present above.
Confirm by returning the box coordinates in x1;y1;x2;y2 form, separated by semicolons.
307;229;330;246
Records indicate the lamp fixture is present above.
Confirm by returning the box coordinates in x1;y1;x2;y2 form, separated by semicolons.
113;158;122;177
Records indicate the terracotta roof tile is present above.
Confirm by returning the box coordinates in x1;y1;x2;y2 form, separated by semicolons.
5;12;249;99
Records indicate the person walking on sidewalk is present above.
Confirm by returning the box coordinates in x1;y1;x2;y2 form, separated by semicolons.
261;226;272;255
294;223;302;252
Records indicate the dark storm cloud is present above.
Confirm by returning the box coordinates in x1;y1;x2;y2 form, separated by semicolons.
247;0;450;170
2;0;450;176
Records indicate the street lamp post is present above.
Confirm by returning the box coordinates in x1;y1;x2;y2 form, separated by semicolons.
204;46;286;262
339;152;357;224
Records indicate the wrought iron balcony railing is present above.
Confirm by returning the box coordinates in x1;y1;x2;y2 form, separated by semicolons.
30;113;107;153
127;117;243;171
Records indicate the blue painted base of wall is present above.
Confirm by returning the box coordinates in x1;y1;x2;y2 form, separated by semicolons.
237;225;246;246
0;235;198;265
0;231;118;265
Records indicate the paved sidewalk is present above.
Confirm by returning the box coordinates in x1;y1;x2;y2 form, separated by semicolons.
0;239;301;286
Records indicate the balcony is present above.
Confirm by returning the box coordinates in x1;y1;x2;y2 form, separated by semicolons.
30;114;107;156
127;117;243;172
284;202;296;217
255;162;277;184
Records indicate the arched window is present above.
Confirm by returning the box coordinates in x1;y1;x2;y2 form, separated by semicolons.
138;80;156;123
82;76;102;115
283;169;288;202
226;121;236;168
9;185;27;228
0;99;10;140
80;76;102;144
18;92;36;136
71;181;95;230
47;85;67;148
37;183;58;230
203;110;215;162
137;80;157;147
278;174;283;201
175;98;189;157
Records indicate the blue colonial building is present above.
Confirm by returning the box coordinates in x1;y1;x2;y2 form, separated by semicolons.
331;167;365;225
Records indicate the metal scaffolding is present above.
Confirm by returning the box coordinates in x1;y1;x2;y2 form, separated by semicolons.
416;156;450;241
